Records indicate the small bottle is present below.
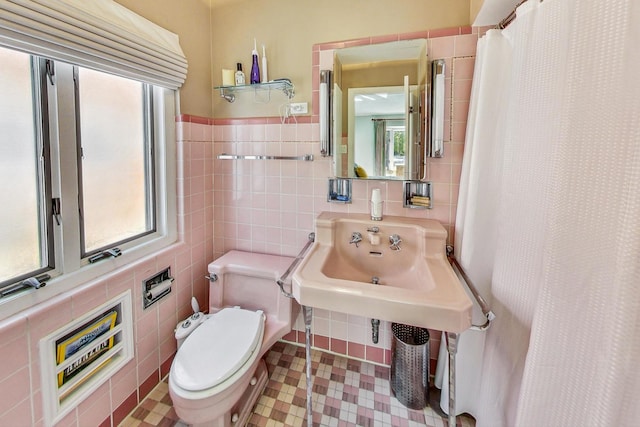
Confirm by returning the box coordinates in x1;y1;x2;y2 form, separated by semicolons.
250;38;260;84
371;189;383;221
261;45;268;83
235;63;245;85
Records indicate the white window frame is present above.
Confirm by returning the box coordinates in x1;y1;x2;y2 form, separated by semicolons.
0;55;177;321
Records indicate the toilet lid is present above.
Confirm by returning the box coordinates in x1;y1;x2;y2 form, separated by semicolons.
172;308;264;391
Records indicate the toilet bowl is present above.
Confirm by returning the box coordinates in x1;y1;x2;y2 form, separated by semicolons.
168;251;296;427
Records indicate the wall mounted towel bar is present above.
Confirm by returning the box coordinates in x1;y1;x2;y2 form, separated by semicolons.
216;153;313;161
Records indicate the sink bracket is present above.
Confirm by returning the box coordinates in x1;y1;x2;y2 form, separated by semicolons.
446;245;496;331
446;332;459;427
276;232;315;299
303;306;313;427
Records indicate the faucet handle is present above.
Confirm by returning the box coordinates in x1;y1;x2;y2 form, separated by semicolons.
389;234;402;251
349;232;363;248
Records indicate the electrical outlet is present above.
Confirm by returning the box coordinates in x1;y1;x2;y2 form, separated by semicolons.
289;102;308;115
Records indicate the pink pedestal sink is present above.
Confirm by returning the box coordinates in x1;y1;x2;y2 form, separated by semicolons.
292;212;472;333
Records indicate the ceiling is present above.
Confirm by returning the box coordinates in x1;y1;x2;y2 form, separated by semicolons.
201;0;521;23
201;0;246;8
354;90;405;117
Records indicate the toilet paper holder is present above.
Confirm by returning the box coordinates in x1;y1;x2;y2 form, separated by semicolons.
142;267;174;309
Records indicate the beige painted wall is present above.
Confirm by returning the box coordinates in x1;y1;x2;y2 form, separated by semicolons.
211;0;470;118
114;1;470;118
115;0;213;117
471;0;484;23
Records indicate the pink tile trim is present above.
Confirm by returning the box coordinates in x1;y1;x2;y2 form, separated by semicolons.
370;34;400;44
139;369;159;401
331;338;347;354
282;330;297;342
399;30;429;41
429;27;463;38
348;342;365;359
192;113;304;128
98;416;111;427
160;353;175;379
314;335;330;350
176;114;214;125
366;346;385;364
112;390;138;426
211;116;313;126
460;26;473;35
317;41;349;50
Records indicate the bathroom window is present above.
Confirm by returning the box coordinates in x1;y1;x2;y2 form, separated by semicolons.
0;47;53;287
75;68;155;256
0;45;176;300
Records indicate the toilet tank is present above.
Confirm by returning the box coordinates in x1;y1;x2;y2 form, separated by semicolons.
207;251;298;337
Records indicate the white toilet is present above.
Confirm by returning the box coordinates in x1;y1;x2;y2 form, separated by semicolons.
168;250;297;426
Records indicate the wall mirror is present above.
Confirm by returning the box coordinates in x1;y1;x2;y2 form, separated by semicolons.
329;39;428;180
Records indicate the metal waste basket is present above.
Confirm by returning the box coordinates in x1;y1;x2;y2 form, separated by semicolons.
390;323;430;409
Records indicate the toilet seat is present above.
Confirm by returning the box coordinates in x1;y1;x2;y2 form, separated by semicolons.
171;307;265;392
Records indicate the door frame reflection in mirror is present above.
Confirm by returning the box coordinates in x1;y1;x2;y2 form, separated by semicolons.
322;38;427;181
345;85;420;180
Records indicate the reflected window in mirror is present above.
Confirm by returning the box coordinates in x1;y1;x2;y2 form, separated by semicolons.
349;85;417;179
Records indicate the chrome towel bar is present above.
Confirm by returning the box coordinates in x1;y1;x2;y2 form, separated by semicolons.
446;245;496;331
276;232;315;298
217;153;313;161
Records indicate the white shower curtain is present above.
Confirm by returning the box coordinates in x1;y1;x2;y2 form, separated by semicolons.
434;28;512;417
454;0;640;426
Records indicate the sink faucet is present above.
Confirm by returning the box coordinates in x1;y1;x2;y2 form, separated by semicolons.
389;234;402;251
349;232;363;248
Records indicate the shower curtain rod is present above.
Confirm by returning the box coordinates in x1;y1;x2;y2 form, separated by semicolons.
371;118;403;121
495;0;532;29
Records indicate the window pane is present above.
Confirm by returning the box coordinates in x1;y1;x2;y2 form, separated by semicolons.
0;47;46;282
77;68;153;253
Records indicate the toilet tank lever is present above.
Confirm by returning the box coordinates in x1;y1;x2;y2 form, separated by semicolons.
205;273;218;282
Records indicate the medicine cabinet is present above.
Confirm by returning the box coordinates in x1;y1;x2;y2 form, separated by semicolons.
323;39;428;181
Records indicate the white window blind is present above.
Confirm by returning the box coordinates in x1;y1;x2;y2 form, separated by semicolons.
0;0;187;89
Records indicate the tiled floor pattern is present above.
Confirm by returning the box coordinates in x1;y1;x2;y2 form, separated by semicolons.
121;341;475;427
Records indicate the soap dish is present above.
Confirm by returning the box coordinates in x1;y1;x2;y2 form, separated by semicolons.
327;178;352;203
403;181;432;209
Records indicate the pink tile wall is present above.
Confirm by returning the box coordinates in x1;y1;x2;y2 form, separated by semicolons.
0;26;479;425
209;28;479;369
0;118;214;426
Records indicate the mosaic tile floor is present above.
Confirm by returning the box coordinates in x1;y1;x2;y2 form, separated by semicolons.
120;341;475;427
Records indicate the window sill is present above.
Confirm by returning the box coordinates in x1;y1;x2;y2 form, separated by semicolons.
0;234;183;323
